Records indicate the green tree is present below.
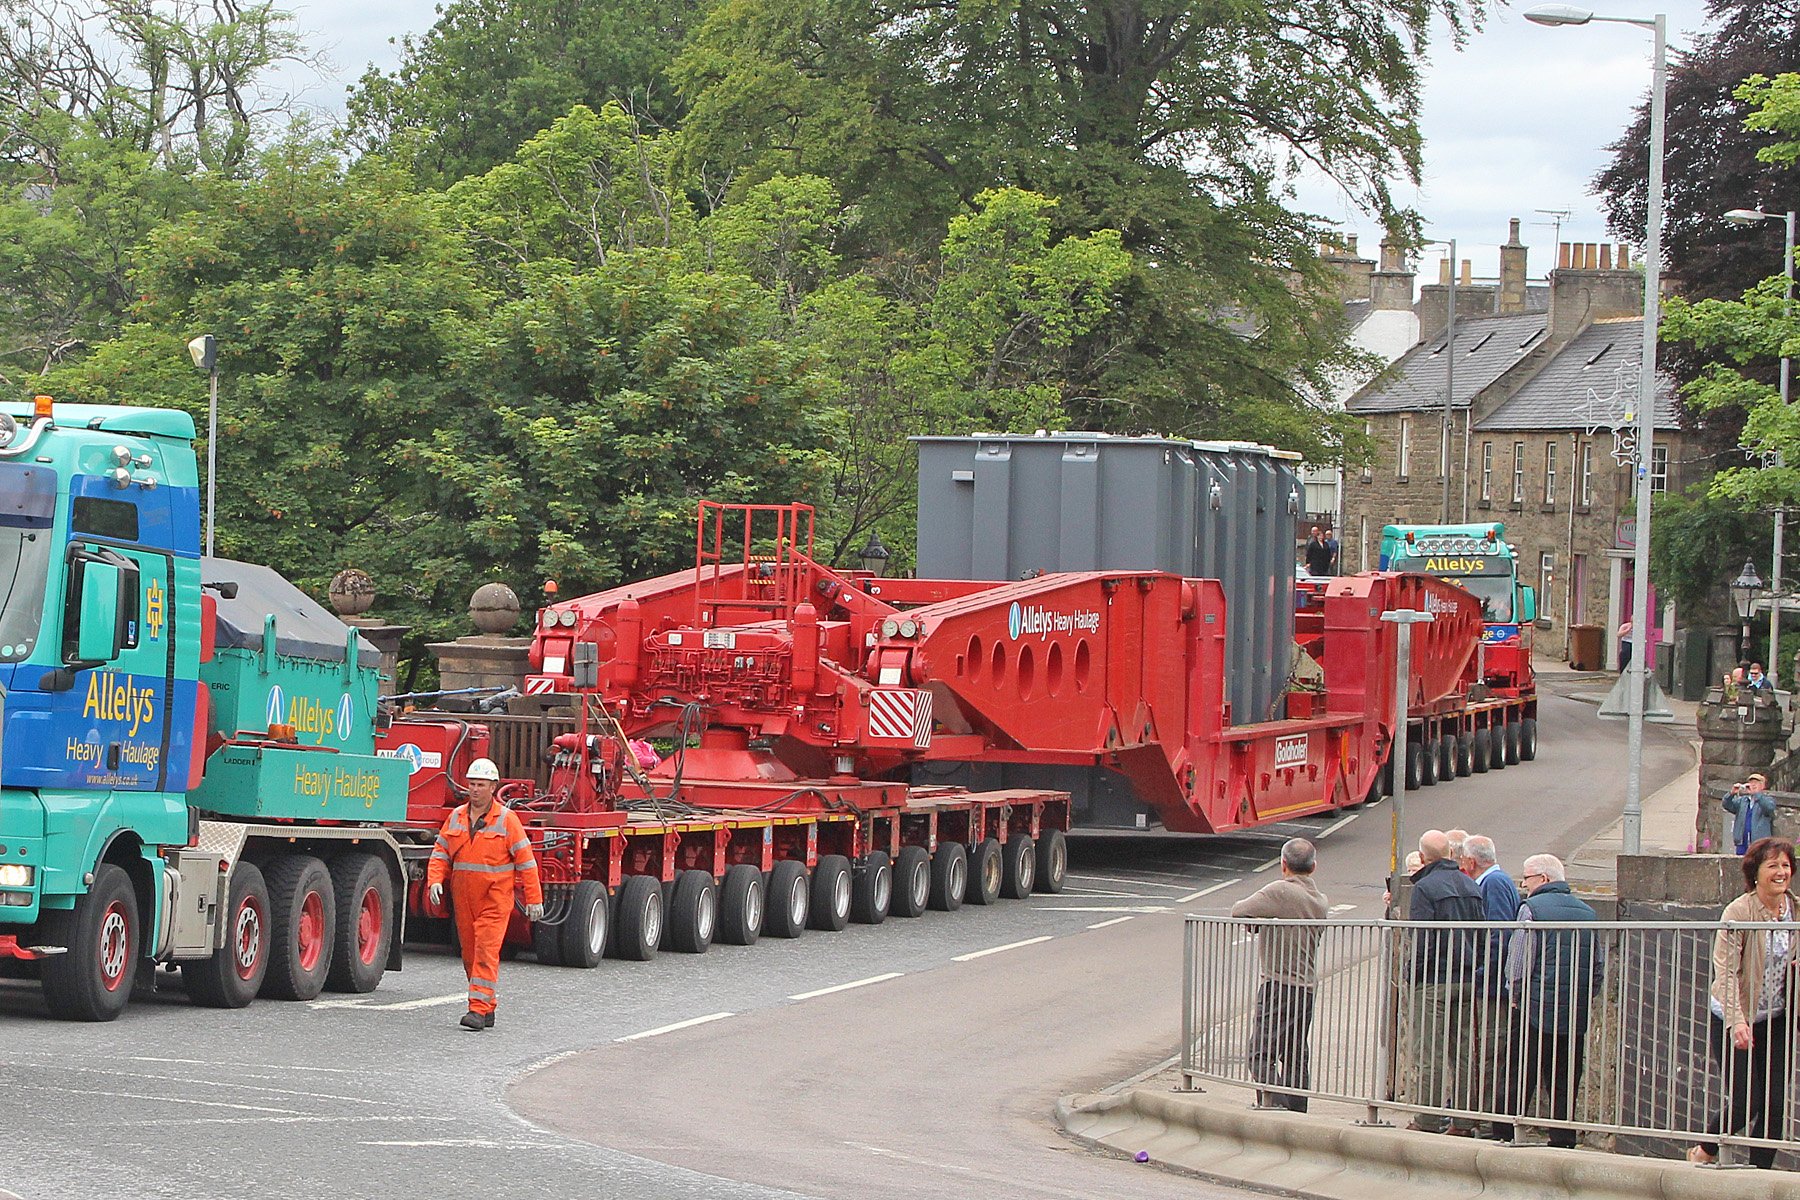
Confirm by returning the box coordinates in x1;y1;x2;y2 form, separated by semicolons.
1649;484;1772;621
343;0;702;186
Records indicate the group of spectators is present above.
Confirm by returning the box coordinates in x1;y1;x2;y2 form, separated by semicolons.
1228;824;1799;1168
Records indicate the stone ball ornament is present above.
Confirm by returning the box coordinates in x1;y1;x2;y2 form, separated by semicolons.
328;568;376;616
469;582;522;634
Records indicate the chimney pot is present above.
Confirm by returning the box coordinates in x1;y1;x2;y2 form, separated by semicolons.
1559;243;1571;269
1600;244;1613;269
1508;217;1522;243
1439;258;1451;285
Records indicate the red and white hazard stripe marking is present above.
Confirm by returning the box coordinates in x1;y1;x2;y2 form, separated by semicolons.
523;677;557;696
868;688;933;747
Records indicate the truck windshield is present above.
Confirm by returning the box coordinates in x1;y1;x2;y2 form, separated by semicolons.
1443;575;1513;623
0;464;57;662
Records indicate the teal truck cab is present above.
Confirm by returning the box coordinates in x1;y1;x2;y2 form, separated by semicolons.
1378;522;1537;697
0;396;408;1020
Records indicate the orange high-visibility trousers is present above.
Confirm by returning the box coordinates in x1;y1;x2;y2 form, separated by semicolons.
426;802;543;1016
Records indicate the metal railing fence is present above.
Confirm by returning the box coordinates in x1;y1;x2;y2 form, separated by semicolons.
1181;915;1800;1166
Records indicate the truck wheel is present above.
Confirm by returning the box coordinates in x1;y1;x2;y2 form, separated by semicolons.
1001;836;1035;899
533;908;565;966
929;843;968;912
183;861;271;1010
261;854;336;1001
1034;829;1068;894
1488;724;1507;770
324;852;393;993
1404;740;1423;790
667;870;718;954
808;855;852;931
892;846;931;917
851;852;891;925
41;863;139;1021
1471;728;1491;774
1454;734;1474;777
762;860;810;938
557;879;608;968
717;864;763;945
1519;718;1538;762
611;875;663;961
1503;720;1521;765
966;839;1002;906
1436;734;1455;783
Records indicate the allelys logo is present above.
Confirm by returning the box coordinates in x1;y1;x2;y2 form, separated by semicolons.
1007;600;1102;641
84;671;156;737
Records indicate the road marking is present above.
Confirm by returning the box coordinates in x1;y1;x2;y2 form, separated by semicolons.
1253;858;1280;873
1065;872;1194;892
1034;904;1171;913
1086;916;1134;930
1329;903;1357;914
126;1056;360;1075
361;1138;564;1149
790;972;903;1001
1061;886;1155;899
843;1141;976;1173
1176;879;1241;903
1316;813;1359;839
952;935;1053;962
616;1012;735;1042
8;1081;297;1115
310;992;468;1012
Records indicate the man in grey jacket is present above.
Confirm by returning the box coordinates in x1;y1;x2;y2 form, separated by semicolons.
1232;838;1329;1111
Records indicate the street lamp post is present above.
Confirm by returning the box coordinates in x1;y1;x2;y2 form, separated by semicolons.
1732;559;1765;663
187;334;219;558
1723;206;1795;679
1525;3;1665;856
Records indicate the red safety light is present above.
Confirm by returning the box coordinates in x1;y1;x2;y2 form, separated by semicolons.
544;579;559;597
32;395;53;420
1405;531;1416;543
1485;529;1496;542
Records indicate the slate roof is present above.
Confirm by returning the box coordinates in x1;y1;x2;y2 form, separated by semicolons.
1476;318;1678;432
1345;311;1548;414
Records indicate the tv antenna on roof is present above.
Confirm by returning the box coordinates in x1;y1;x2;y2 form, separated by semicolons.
1534;208;1574;258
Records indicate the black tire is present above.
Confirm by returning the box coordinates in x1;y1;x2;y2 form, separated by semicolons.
324;852;392;993
1489;723;1507;770
1001;836;1035;899
183;861;271;1010
851;852;892;925
611;875;663;962
1503;720;1521;765
966;839;1002;906
892;846;932;917
666;870;718;954
718;864;764;945
1033;829;1068;894
808;855;852;932
1436;735;1455;783
1454;734;1474;777
1519;717;1538;762
557;879;608;968
1418;738;1438;787
762;860;809;939
261;854;335;1001
929;842;968;912
1404;739;1424;790
41;863;139;1021
533;909;565;966
1471;728;1491;774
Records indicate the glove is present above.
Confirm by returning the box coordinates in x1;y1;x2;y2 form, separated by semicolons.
525;903;546;922
428;882;444;906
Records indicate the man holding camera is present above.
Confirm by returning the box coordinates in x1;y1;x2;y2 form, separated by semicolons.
1723;774;1777;857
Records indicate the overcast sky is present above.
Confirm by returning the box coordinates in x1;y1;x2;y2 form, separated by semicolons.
275;0;1716;282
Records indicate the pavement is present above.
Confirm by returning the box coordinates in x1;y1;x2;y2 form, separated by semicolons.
1055;656;1761;1200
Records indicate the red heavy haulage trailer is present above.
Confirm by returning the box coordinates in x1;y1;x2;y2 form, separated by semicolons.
377;502;1533;964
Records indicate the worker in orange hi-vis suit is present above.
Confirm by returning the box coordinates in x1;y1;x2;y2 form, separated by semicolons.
426;758;544;1031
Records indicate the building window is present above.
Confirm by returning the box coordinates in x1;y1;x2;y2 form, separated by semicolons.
1539;552;1554;611
1480;442;1492;501
1397;416;1411;480
1511;441;1525;504
1361;421;1373;482
1579;441;1593;507
1650;444;1669;494
1543;440;1558;505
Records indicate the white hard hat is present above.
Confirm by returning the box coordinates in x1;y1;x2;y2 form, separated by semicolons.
466;758;500;782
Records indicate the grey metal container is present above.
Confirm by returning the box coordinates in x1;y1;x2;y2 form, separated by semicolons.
913;433;1302;829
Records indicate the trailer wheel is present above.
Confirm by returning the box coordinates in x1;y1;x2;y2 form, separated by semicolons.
718;864;764;945
892;846;931;917
41;863;139;1021
1435;734;1456;783
1454;734;1474;777
183;861;271;1010
667;870;718;953
808;855;853;931
966;839;1002;906
261;854;336;1001
1471;728;1491;774
1404;740;1424;790
1503;720;1521;765
612;875;663;961
1001;836;1035;899
1488;724;1507;770
557;880;609;968
324;852;392;993
1519;717;1538;762
763;860;810;938
533;911;565;966
1033;830;1068;894
929;843;968;911
851;852;892;925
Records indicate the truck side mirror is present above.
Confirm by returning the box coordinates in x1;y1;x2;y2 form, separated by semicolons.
1518;585;1537;624
76;560;125;663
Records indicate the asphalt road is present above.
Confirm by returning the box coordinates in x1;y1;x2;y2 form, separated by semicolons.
0;692;1688;1200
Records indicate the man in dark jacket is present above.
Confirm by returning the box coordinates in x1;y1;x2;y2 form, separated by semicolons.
1407;829;1486;1133
1505;854;1601;1149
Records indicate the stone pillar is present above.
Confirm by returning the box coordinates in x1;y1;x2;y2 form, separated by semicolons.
425;583;533;710
1696;692;1788;851
328;569;410;696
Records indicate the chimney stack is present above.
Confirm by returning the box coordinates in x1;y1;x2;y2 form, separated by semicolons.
1370;237;1416;311
1320;235;1376;305
1498;217;1528;315
1548;242;1643;346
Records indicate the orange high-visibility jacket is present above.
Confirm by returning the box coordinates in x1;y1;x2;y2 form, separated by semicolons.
425;802;544;906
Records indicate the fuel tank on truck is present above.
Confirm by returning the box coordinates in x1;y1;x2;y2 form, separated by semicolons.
912;432;1303;830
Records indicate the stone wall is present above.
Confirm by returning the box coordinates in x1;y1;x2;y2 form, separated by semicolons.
1696;693;1793;851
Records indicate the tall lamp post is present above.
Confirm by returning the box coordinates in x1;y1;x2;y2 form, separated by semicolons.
1526;3;1665;856
1422;239;1458;522
1732;559;1765;663
187;334;219;558
1722;206;1795;679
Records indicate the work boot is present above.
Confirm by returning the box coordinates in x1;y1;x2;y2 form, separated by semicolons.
483;1011;495;1029
459;1010;486;1031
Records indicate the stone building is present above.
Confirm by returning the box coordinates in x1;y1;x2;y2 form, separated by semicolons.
1341;236;1709;661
